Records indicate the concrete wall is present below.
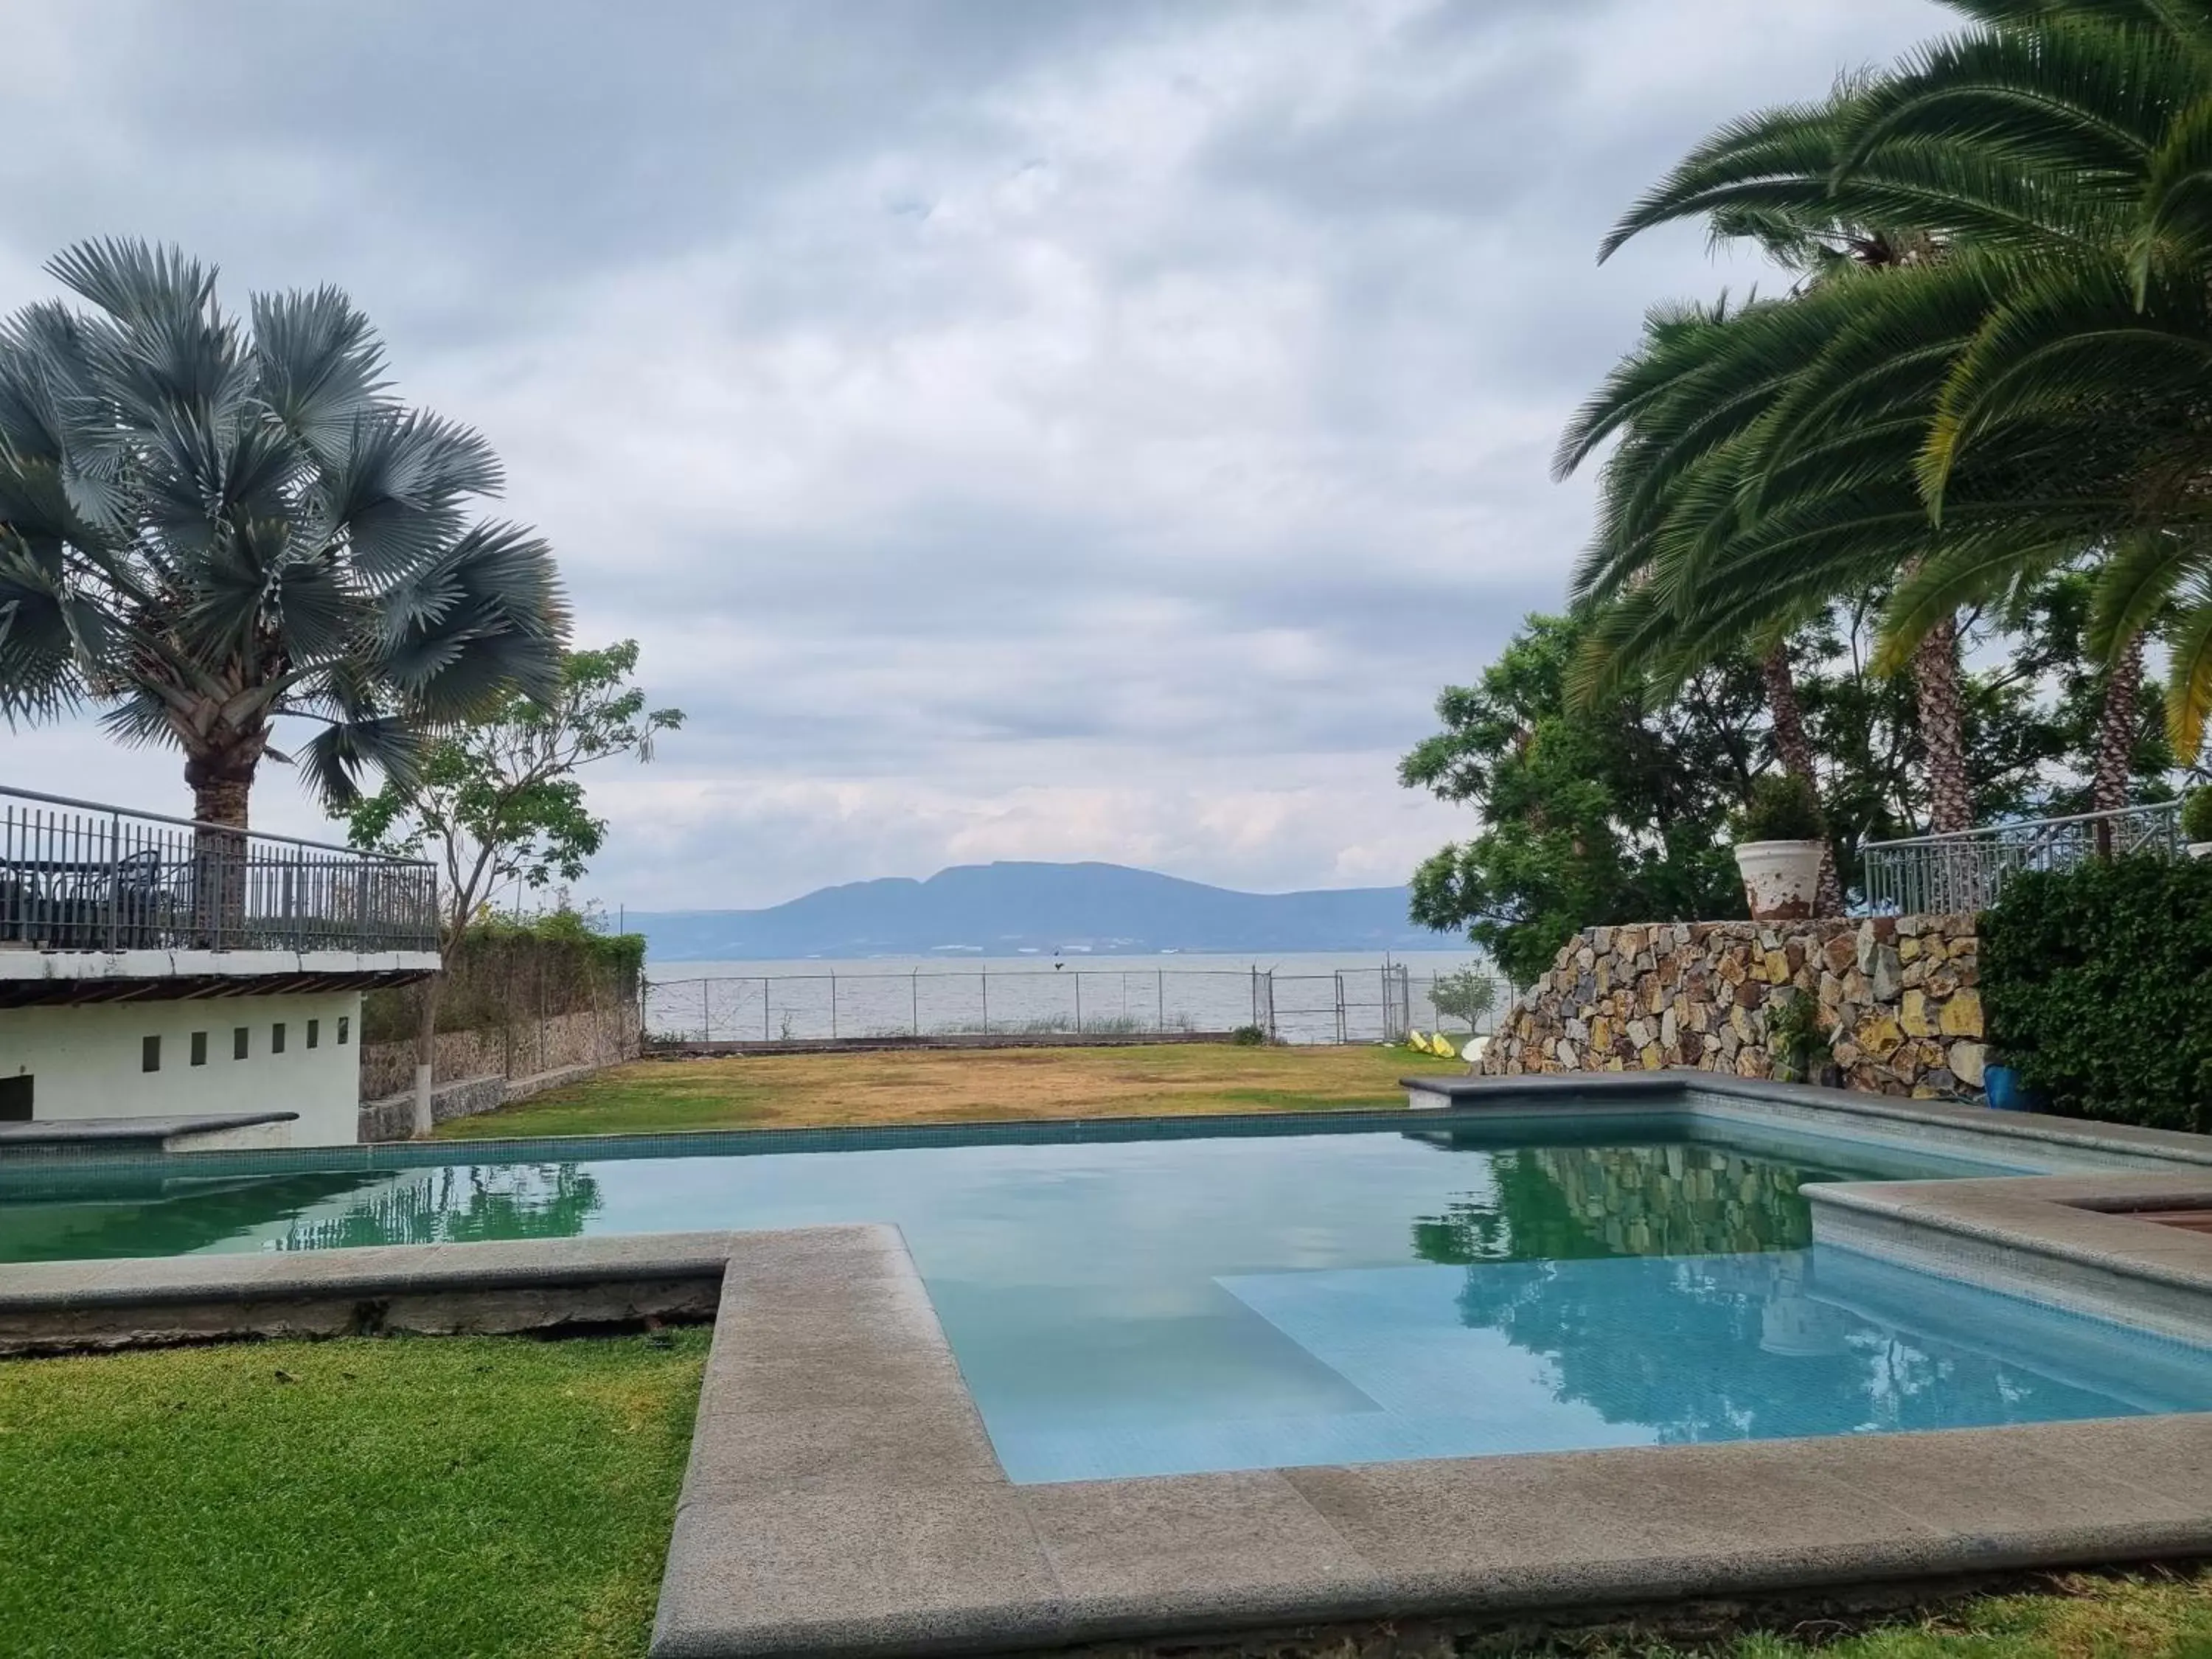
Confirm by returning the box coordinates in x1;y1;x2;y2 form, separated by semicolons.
0;990;364;1146
1481;915;1986;1100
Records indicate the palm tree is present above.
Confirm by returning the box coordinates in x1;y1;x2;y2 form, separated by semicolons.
1593;1;2212;761
0;240;568;830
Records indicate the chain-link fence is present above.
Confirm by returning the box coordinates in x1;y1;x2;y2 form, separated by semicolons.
644;964;1514;1048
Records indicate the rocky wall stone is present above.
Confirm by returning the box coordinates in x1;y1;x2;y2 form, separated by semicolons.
1480;915;1983;1101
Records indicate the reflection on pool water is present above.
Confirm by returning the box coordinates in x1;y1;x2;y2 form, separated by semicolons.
6;1118;2208;1481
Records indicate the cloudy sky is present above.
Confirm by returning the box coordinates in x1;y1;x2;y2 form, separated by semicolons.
0;0;1950;911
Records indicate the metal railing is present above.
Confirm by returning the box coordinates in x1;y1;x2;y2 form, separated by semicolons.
1860;800;2185;915
0;784;437;954
644;963;1515;1048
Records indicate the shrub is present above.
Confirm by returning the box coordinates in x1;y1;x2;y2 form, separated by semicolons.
1733;773;1826;844
1982;854;2212;1133
1228;1024;1269;1046
2183;787;2212;845
1764;990;1832;1085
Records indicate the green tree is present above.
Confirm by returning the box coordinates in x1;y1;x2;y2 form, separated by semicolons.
0;240;568;827
1579;1;2212;765
1399;614;1758;984
342;639;681;1132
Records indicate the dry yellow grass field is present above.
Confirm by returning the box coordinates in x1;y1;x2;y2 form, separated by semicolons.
435;1041;1467;1138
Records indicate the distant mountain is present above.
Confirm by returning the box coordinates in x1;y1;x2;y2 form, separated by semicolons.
627;861;1451;961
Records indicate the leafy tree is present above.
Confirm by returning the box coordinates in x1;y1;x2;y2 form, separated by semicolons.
1428;967;1501;1029
1406;591;2166;980
342;639;681;1128
0;240;568;827
1399;614;1759;984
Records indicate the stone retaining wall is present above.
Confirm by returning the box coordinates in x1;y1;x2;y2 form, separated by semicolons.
358;1001;641;1100
1480;915;1986;1099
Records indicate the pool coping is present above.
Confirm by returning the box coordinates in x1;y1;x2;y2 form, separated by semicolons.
4;1225;2211;1657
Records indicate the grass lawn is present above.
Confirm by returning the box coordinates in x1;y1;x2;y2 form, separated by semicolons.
436;1040;1470;1139
1615;1566;2212;1658
0;1330;707;1659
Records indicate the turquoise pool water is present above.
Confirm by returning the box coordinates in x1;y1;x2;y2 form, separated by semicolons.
6;1115;2208;1481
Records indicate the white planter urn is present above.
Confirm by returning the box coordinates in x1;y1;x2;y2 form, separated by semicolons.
1734;840;1826;922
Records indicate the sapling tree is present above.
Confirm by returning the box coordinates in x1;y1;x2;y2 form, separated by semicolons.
342;639;681;1131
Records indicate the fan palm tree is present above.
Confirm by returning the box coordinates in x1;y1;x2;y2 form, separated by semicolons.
0;239;569;830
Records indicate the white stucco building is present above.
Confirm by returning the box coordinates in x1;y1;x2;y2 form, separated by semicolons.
0;785;440;1147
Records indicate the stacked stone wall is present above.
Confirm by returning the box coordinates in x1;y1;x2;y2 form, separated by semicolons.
1480;915;1986;1099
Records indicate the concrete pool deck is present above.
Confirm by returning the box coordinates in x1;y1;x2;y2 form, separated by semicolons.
4;1081;2212;1655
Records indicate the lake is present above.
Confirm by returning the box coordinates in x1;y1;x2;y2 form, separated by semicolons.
643;950;1501;1046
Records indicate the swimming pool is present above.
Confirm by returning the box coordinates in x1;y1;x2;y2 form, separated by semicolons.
7;1110;2210;1482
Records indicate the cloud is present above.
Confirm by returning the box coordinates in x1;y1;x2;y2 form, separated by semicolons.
0;0;1951;909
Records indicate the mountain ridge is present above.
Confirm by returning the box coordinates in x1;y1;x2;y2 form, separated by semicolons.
627;859;1449;960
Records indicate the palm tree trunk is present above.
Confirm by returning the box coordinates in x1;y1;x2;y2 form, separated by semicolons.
183;751;257;947
1913;614;1973;835
1759;642;1845;914
2091;633;2146;815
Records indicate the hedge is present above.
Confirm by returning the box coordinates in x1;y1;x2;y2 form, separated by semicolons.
1981;853;2212;1133
361;910;645;1043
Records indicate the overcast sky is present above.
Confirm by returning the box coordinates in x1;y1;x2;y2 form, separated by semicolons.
0;0;1950;910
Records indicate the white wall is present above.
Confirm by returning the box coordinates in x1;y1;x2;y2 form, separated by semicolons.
0;990;364;1146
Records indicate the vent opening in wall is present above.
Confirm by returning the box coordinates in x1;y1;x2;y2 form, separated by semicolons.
338;1015;350;1045
234;1026;249;1060
142;1035;161;1073
0;1075;29;1121
191;1032;208;1066
307;1019;319;1049
272;1023;286;1055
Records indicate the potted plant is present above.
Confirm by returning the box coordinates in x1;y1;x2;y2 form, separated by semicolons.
1732;774;1829;922
2184;787;2212;860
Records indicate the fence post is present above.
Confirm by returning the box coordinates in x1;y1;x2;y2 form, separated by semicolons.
1335;971;1346;1046
980;970;989;1035
911;970;919;1037
1074;972;1082;1035
830;970;838;1041
764;976;771;1042
1157;970;1164;1032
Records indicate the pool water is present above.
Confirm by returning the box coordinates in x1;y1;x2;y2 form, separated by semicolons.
6;1116;2209;1481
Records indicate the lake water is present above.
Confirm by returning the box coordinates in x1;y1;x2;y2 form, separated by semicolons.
642;950;1500;1046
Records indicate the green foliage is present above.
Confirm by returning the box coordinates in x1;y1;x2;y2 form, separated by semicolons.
1735;773;1827;843
1428;967;1501;1027
2183;787;2212;844
1983;855;2212;1132
361;903;645;1042
1576;1;2212;758
0;239;568;821
1228;1024;1268;1046
343;639;682;951
1400;613;1756;985
1764;991;1834;1084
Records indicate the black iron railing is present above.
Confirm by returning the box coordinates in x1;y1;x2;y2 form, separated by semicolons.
0;785;437;954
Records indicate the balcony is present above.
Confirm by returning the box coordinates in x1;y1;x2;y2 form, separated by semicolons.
0;785;439;1003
